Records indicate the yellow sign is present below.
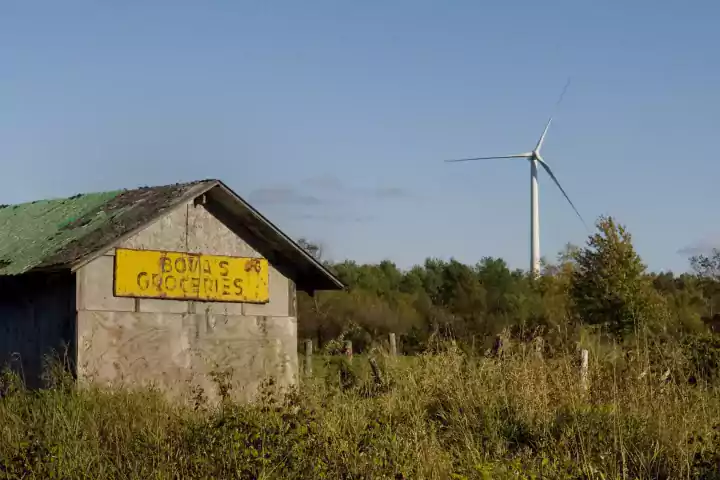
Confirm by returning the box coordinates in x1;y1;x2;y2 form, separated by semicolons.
113;249;269;303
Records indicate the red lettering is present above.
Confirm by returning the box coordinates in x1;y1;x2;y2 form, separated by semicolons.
165;275;177;290
136;272;149;290
187;257;199;273
219;260;229;277
160;256;172;273
245;258;262;273
203;277;214;294
174;257;187;273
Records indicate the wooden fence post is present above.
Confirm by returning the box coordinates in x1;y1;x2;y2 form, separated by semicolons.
492;334;504;358
344;340;353;362
389;333;397;356
580;349;589;392
304;339;313;377
369;357;384;386
532;336;544;361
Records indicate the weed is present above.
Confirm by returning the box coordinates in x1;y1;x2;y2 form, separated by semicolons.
0;345;719;478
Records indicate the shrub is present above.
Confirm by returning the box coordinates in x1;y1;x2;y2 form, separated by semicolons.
1;347;719;479
681;332;720;384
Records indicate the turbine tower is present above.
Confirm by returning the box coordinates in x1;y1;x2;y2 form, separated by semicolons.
444;81;586;276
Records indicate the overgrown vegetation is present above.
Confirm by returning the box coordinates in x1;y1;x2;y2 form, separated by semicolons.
2;215;720;478
1;342;720;479
298;215;719;355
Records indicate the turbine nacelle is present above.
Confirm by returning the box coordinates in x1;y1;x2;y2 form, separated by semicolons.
442;112;584;229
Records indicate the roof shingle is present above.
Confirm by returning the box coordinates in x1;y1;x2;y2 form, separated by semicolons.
0;180;211;275
0;179;344;292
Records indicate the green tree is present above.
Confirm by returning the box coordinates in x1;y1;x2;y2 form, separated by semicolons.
294;218;715;355
651;272;707;333
570;216;665;338
297;237;324;261
690;248;720;280
690;249;720;317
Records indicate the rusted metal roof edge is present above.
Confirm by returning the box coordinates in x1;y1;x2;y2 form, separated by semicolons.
63;179;345;291
210;180;345;291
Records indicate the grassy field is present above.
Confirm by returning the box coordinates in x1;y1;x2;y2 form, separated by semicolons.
305;352;417;379
1;344;719;479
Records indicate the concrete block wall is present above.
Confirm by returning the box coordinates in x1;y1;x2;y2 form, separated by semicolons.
75;201;299;403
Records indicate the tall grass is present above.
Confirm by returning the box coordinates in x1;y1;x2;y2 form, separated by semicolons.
1;343;719;479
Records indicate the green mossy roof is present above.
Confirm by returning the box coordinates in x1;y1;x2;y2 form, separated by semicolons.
0;180;213;275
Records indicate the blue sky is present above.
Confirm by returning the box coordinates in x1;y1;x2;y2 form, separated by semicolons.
1;1;719;273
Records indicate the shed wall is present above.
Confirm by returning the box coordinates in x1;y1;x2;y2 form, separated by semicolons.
75;202;298;402
0;272;75;387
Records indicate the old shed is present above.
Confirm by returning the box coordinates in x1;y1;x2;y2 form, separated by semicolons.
0;179;343;401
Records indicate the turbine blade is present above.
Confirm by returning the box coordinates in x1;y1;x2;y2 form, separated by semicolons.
555;77;571;108
534;77;572;154
444;153;532;163
536;155;588;230
535;117;552;153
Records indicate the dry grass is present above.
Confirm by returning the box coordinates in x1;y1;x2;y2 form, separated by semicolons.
1;343;719;479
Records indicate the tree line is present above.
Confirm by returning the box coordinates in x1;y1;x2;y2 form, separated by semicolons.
297;216;720;356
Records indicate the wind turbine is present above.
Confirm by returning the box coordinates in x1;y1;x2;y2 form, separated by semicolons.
444;80;587;276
